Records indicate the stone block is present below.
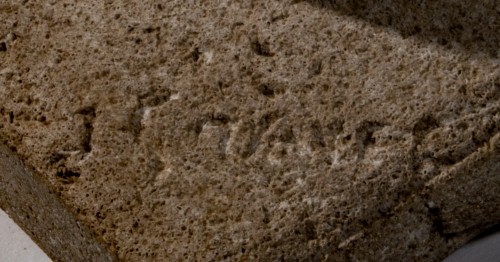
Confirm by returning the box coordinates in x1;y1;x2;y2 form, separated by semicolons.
0;0;498;260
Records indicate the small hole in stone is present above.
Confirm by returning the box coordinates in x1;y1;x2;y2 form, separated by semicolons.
56;168;80;183
257;84;274;97
143;27;155;33
251;39;273;57
191;47;201;62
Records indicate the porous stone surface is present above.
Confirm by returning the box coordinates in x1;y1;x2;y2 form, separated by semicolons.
0;144;116;262
0;0;499;261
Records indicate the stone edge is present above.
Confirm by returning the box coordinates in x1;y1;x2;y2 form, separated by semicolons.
0;143;117;262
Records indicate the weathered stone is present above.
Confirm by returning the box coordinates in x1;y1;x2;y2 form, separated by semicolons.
0;0;498;261
0;144;116;262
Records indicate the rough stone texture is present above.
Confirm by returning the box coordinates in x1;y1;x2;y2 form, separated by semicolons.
0;144;116;262
0;0;499;261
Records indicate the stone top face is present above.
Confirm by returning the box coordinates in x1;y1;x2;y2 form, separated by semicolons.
0;0;499;261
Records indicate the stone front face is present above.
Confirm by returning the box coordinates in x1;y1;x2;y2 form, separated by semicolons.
0;0;499;261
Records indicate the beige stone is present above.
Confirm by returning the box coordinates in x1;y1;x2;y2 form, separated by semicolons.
0;144;116;262
0;0;499;261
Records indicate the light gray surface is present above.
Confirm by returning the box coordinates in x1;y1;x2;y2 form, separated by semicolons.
0;209;51;262
443;227;500;262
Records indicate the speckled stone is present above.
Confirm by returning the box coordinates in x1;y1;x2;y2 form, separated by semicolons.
0;0;499;261
0;144;116;262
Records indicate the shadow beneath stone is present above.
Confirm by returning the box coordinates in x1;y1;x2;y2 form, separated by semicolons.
443;224;500;262
471;224;500;241
306;0;499;58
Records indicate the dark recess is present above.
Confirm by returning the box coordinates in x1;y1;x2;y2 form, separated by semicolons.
306;0;500;58
75;106;96;153
471;224;500;241
251;39;273;57
56;169;80;181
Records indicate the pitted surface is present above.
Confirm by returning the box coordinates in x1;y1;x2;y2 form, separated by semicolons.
0;1;499;261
